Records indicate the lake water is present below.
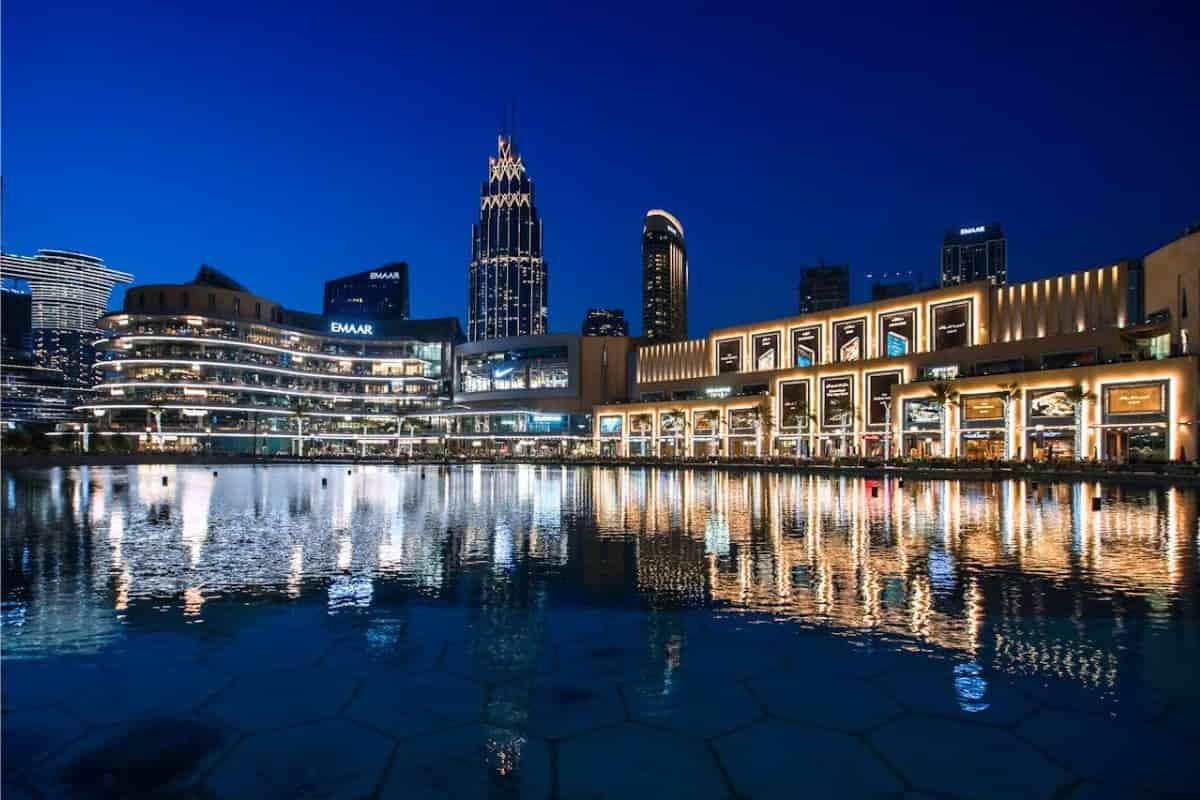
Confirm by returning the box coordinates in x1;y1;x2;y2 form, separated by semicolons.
2;464;1197;798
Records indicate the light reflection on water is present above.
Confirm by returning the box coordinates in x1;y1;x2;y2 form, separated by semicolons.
2;465;1197;694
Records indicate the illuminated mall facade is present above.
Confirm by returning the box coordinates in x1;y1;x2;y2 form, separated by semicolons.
593;228;1199;463
79;268;461;455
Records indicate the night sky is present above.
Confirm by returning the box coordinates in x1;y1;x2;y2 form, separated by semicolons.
4;2;1197;337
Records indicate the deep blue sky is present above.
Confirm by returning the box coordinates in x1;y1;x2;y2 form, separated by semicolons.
4;2;1197;337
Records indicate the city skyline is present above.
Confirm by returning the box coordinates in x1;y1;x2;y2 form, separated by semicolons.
3;4;1198;339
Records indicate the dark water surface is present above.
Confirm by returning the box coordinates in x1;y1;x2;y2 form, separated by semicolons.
2;465;1198;798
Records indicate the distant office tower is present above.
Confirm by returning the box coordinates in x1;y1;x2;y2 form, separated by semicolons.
0;249;132;386
468;133;548;341
868;271;917;301
942;224;1007;287
582;308;629;337
798;262;850;314
2;282;33;363
324;264;410;321
641;210;688;342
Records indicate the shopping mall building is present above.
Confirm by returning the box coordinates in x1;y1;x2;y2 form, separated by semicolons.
76;267;462;455
594;228;1199;463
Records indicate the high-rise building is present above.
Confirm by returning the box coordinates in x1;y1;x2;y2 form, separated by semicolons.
468;134;548;341
798;262;850;314
942;224;1007;287
0;249;132;386
582;308;629;337
2;281;33;363
324;264;410;321
641;210;688;342
868;271;917;301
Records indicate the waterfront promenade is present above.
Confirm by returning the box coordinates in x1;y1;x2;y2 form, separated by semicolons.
6;452;1200;487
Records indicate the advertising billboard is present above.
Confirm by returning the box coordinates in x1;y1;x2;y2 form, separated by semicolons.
1104;382;1165;416
878;309;916;358
821;376;854;428
780;381;810;430
598;416;623;436
833;318;867;363
866;371;902;426
716;338;742;374
791;325;821;367
932;300;971;350
693;410;719;436
659;411;684;435
729;408;757;432
1028;389;1075;419
904;398;942;429
962;394;1005;421
753;332;781;371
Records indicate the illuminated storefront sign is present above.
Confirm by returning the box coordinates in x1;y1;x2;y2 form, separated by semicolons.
753;332;780;371
1104;382;1165;416
959;226;986;235
833;318;867;363
629;414;653;435
369;271;402;280
821;376;854;428
716;338;742;374
1028;388;1075;419
878;309;916;358
931;300;971;350
598;416;623;436
791;325;821;367
962;394;1005;421
780;381;810;430
866;371;902;426
330;321;374;336
705;386;732;399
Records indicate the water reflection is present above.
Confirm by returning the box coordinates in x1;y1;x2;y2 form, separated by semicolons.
3;465;1197;696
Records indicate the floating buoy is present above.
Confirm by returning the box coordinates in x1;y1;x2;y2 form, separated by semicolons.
347;469;352;475
213;471;219;477
1031;481;1039;490
321;477;327;487
871;486;879;497
162;476;168;486
898;478;905;488
1092;497;1102;511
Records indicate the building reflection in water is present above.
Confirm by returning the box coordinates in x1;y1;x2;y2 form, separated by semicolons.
2;465;1197;699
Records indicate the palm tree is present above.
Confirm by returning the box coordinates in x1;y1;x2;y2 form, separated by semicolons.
929;380;959;458
750;403;776;458
1063;384;1096;460
1001;382;1020;459
802;409;818;459
666;408;690;458
291;397;314;457
147;403;166;450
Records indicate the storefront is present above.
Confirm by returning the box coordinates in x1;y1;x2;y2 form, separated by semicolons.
598;414;623;457
959;393;1008;460
902;397;942;457
961;430;1005;460
628;413;653;456
1026;388;1077;461
691;409;721;457
1100;381;1169;462
727;408;758;456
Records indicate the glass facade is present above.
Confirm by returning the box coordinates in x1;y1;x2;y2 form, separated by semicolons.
457;346;569;393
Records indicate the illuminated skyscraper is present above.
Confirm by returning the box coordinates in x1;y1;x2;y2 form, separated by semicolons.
581;308;629;337
468;134;548;341
942;223;1007;286
641;210;688;342
0;249;132;385
798;262;850;314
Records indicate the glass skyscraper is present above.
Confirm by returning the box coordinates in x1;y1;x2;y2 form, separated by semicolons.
641;210;688;342
942;223;1007;286
0;249;132;386
324;264;410;321
468;134;547;341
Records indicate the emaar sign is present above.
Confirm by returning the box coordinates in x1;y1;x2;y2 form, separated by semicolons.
369;271;401;280
330;321;374;336
959;225;986;235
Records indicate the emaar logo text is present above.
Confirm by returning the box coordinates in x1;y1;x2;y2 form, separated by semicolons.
330;321;374;336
